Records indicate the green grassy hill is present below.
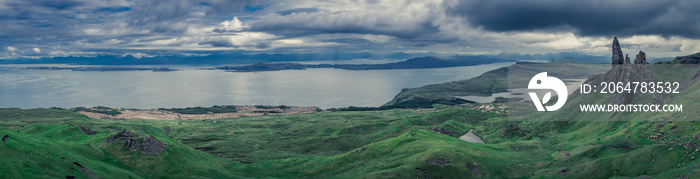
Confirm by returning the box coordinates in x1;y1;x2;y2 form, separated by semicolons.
3;99;700;178
0;108;238;178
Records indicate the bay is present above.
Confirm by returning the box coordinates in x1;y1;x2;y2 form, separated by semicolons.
0;62;515;109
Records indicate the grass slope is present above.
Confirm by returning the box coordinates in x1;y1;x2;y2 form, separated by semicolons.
3;103;700;178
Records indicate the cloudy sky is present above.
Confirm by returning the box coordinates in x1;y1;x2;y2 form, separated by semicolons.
1;0;700;59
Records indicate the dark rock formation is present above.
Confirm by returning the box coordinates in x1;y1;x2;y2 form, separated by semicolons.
125;136;167;155
195;147;216;151
430;127;457;137
426;157;451;168
78;126;97;135
105;129;167;155
73;162;100;179
588;39;665;105
502;123;520;136
624;54;630;64
2;135;8;143
675;53;700;64
612;37;624;65
607;61;657;105
634;51;649;64
560;168;570;175
105;129;138;142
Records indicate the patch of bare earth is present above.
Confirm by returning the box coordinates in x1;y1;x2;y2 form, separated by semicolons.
468;103;506;113
78;105;319;120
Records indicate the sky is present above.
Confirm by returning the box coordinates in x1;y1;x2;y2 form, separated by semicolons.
1;0;700;59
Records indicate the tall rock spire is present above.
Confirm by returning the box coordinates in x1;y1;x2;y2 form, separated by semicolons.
612;37;624;65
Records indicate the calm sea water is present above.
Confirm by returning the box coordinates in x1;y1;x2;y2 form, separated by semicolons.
0;62;515;109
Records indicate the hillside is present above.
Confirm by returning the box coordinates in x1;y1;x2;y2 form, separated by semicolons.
383;59;610;108
3;86;700;178
667;52;700;64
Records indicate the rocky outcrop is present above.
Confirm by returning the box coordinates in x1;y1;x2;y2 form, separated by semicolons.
126;136;167;155
634;51;649;64
105;129;138;142
105;129;167;155
501;123;521;136
624;54;630;64
426;157;452;168
430;127;457;137
609;56;656;104
78;126;97;135
612;37;624;65
589;38;665;105
195;147;216;151
675;53;700;64
73;162;100;179
2;135;8;143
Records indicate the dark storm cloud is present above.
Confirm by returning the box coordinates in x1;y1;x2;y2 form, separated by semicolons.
0;0;105;48
3;0;698;59
447;0;700;38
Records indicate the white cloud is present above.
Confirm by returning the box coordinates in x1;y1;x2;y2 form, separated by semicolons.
218;17;248;32
355;34;396;43
678;38;700;55
6;46;17;52
32;48;41;53
49;50;69;56
123;52;152;58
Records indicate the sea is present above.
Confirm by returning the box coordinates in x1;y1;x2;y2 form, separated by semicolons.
0;61;517;109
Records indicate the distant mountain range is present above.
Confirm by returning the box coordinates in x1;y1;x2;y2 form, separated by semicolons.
0;52;607;66
214;55;513;72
